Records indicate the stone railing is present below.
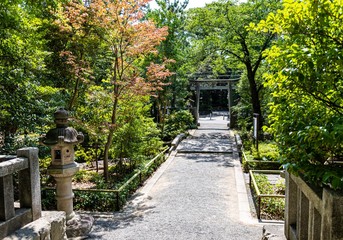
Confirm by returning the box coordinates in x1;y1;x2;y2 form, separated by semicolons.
0;147;41;239
285;171;343;240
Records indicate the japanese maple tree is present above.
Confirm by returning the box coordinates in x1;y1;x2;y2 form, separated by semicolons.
57;0;172;180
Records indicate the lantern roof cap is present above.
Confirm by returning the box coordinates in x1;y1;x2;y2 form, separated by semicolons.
54;108;69;127
40;108;84;146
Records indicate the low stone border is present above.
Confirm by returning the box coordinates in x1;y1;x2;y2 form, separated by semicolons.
170;133;186;152
4;211;67;240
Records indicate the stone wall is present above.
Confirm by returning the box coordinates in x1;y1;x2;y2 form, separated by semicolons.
285;171;343;240
3;211;67;240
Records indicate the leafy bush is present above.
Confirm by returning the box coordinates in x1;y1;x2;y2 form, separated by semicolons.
41;148;167;212
243;160;282;172
250;142;279;161
0;134;40;155
109;96;164;170
275;178;286;195
162;110;194;141
74;191;117;212
254;173;285;220
259;0;343;190
73;169;100;183
242;142;281;171
41;191;55;211
75;146;95;164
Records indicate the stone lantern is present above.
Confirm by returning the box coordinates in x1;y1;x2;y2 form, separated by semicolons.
40;108;93;238
42;108;83;167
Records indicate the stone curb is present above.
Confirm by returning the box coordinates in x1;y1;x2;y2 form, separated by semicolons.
3;211;67;240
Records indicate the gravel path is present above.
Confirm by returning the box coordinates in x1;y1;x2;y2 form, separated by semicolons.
88;117;264;240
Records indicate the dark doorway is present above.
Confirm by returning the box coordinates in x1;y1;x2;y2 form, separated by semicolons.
199;89;228;115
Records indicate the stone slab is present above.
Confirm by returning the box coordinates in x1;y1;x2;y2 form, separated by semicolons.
3;211;67;240
43;211;67;240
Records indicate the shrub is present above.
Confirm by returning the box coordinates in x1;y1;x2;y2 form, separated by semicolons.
75;146;95;164
242;142;281;171
250;142;279;161
260;0;343;190
163;110;194;141
73;191;117;211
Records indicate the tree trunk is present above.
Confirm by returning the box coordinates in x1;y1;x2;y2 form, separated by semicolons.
246;65;263;132
68;76;80;111
103;93;119;182
103;129;113;182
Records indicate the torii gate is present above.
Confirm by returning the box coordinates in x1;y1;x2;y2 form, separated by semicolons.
189;72;240;128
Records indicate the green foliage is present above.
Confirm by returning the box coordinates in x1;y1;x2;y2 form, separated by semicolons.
243;142;279;161
71;170;118;211
39;155;54;186
163;110;194;141
232;67;273;131
73;170;100;183
0;134;40;155
275;178;286;195
42;148;167;212
147;0;190;125
75;146;97;164
257;0;343;190
43;188;117;212
0;1;63;139
74;191;117;211
185;0;281;129
251;142;279;161
243;160;282;172
242;142;281;171
254;173;285;220
112;95;164;167
41;190;56;211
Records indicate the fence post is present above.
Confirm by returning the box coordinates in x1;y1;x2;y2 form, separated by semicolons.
116;191;120;211
0;174;15;220
257;196;261;219
17;147;41;220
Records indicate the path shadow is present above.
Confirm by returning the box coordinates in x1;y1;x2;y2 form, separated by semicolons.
88;193;156;239
190;132;233;139
177;139;233;153
179;153;235;168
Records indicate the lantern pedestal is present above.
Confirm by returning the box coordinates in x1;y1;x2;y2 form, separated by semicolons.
48;163;79;220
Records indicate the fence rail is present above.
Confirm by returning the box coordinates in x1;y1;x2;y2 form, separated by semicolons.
0;148;41;239
249;169;285;219
44;147;169;211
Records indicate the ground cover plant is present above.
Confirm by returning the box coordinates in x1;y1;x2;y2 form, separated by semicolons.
253;173;285;220
242;141;282;172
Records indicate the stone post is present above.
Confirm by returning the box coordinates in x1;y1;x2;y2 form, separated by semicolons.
17;147;41;220
321;188;343;240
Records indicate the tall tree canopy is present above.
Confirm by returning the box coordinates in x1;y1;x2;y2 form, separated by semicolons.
259;0;343;189
56;0;173;180
147;0;190;133
0;0;60;140
186;0;280;130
